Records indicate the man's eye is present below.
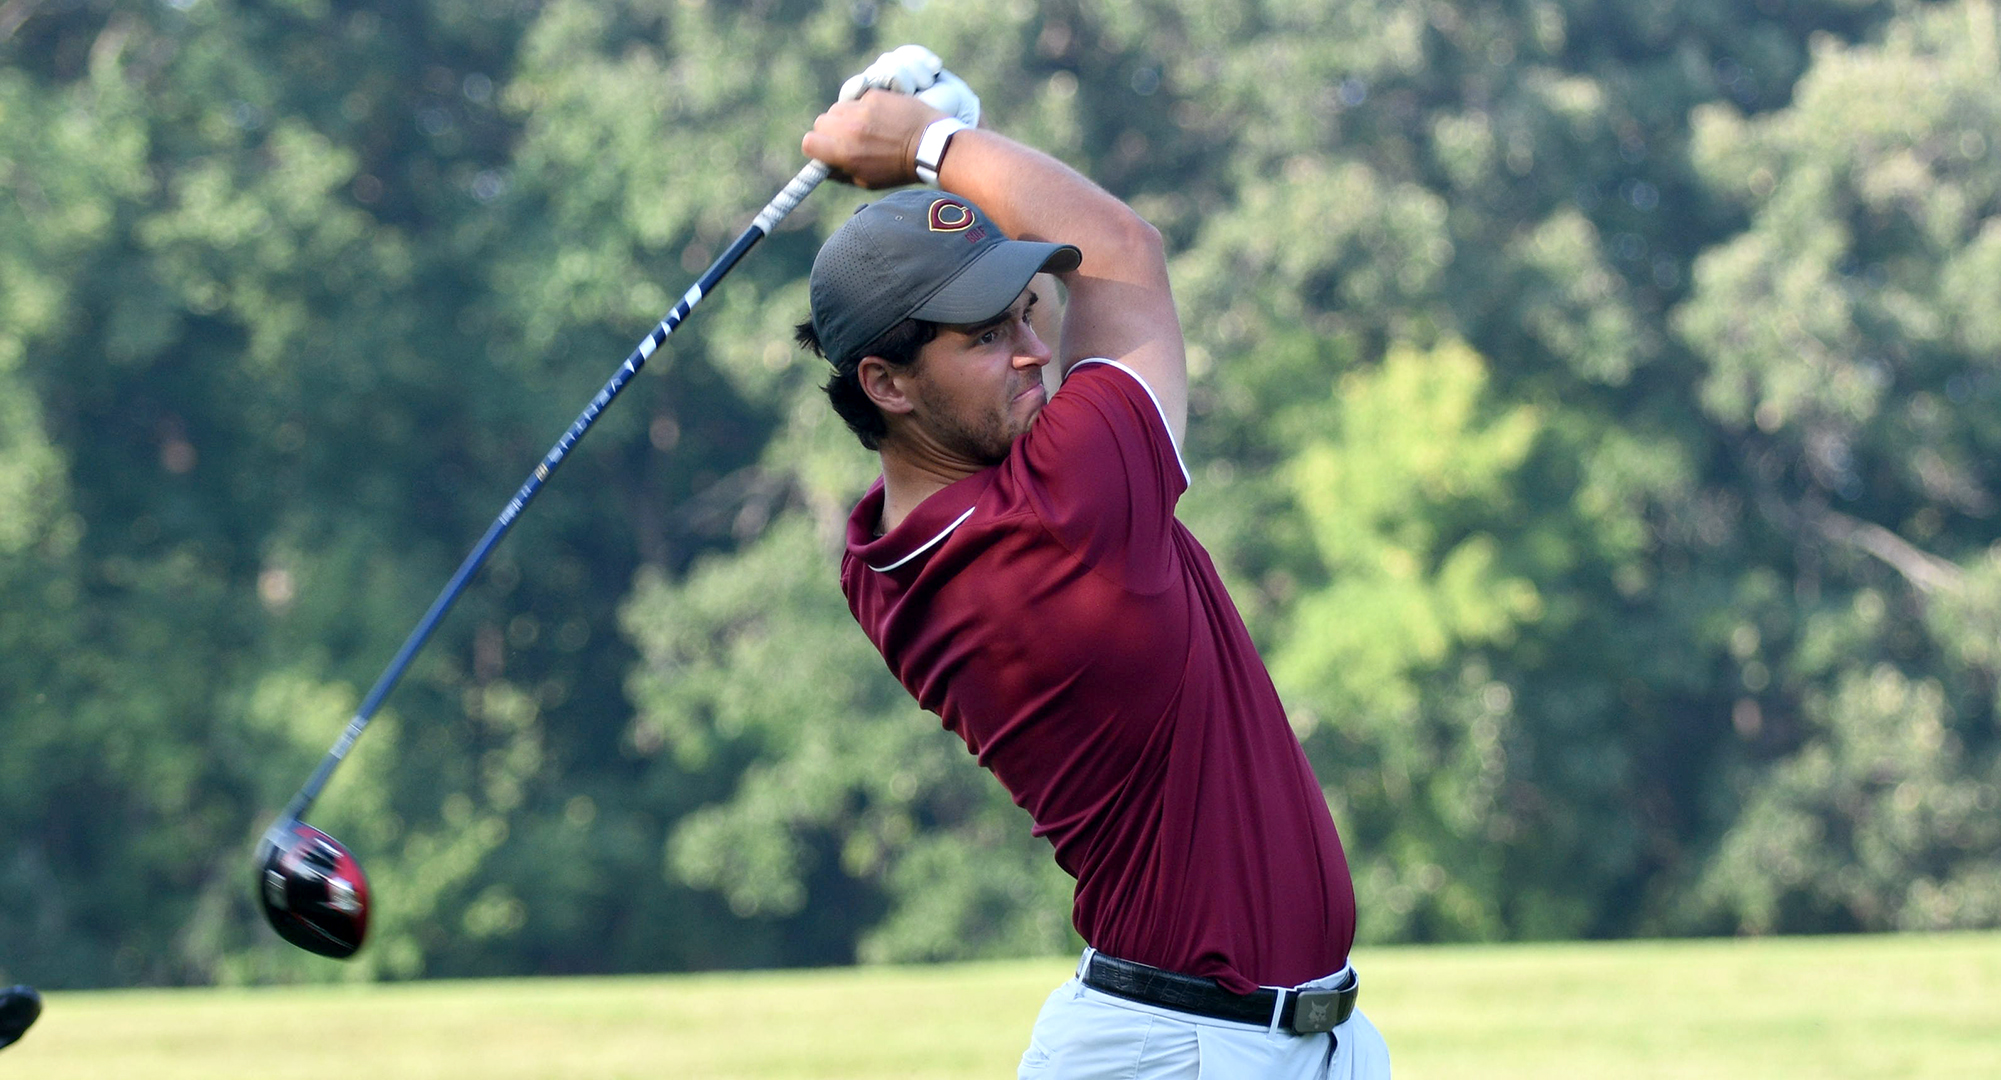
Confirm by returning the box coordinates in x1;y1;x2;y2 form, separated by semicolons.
978;329;1002;345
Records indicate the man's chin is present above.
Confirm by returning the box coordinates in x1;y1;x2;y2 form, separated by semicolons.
1016;389;1047;428
1005;401;1047;450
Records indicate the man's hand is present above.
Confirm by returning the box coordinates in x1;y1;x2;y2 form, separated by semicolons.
838;45;981;126
808;45;982;188
839;44;937;100
804;91;949;190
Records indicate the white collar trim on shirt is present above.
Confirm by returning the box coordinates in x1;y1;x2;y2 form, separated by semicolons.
1065;358;1193;487
867;361;1187;574
869;506;976;573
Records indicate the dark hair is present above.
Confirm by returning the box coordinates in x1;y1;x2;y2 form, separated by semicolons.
797;317;940;450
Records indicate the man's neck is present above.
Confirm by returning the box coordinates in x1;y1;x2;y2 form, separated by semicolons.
874;445;983;535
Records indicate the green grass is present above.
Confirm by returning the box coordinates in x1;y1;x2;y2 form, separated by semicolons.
12;932;2000;1078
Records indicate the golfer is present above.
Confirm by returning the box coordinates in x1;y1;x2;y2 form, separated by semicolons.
797;58;1390;1079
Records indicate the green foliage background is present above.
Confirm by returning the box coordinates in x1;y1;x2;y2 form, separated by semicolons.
2;0;1997;988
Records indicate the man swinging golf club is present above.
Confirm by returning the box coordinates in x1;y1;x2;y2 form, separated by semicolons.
797;49;1391;1078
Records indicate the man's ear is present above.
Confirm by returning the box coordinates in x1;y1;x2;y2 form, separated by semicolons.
857;355;917;417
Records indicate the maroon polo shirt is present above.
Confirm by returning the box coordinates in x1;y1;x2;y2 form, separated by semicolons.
841;360;1355;993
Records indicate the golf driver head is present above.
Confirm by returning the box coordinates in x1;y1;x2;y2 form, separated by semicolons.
0;985;41;1050
256;818;370;959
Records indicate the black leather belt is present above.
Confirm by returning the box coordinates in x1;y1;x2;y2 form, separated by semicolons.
1082;953;1359;1035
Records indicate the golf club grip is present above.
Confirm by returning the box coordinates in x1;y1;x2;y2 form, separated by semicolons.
279;160;832;820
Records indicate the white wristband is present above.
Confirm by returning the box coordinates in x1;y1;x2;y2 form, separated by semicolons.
914;117;970;186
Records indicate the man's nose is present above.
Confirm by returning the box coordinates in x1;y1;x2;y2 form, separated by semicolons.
1016;322;1053;368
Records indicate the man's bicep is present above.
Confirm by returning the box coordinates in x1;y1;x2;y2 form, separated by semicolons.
1058;269;1188;447
1023;366;1190;593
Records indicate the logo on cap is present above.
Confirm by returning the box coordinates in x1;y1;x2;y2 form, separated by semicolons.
929;199;976;233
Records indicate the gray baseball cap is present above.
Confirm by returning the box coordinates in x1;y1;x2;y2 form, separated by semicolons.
809;189;1081;369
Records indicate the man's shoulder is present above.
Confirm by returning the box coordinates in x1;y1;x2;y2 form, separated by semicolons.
1058;357;1145;395
1034;359;1190;487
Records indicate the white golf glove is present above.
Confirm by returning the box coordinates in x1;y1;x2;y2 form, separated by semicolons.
839;44;981;127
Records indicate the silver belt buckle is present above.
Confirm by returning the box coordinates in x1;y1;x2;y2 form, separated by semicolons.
1290;989;1343;1033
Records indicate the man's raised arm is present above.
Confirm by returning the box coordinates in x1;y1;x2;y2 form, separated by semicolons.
803;91;1188;445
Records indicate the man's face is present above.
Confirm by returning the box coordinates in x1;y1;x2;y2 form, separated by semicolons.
903;286;1053;465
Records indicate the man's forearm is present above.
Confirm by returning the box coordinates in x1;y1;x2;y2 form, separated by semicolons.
932;127;1162;285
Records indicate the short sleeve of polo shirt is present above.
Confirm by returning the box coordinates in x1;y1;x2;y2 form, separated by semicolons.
1017;360;1190;594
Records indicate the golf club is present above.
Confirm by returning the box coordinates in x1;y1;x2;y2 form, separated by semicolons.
0;985;40;1051
255;158;831;959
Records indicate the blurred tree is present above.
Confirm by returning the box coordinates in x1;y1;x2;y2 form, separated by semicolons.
0;0;619;985
0;48;116;986
1677;0;2001;934
1263;341;1549;941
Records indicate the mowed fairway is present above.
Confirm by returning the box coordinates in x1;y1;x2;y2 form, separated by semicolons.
12;932;1999;1078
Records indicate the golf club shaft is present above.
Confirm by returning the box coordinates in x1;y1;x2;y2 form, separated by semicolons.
279;159;832;822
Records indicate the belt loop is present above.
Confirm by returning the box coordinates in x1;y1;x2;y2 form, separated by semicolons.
1266;986;1288;1037
1075;946;1097;998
